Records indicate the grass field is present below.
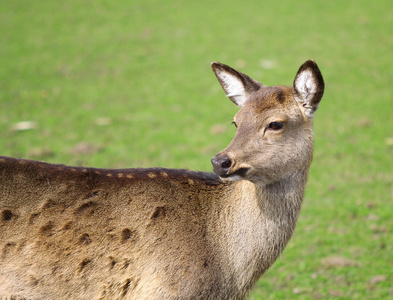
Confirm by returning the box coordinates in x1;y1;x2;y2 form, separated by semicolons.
1;0;392;298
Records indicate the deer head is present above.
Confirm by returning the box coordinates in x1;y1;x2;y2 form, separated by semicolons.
211;60;324;184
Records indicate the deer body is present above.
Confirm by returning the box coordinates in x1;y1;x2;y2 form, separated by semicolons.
0;60;324;299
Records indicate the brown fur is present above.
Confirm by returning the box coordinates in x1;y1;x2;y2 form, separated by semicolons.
0;60;324;299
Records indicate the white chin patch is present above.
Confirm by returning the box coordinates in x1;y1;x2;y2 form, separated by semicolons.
220;175;243;182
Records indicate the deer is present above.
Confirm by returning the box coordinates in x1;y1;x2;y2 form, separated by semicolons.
0;59;324;300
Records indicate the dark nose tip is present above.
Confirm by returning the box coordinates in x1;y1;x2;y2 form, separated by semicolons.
211;155;232;177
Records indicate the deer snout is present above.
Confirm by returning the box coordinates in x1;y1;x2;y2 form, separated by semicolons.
211;154;232;177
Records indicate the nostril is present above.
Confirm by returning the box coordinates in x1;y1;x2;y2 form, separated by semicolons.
211;155;232;177
221;159;231;169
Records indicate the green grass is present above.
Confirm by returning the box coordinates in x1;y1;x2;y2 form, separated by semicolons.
1;0;392;298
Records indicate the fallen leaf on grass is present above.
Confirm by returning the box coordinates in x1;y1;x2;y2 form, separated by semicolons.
71;142;103;155
366;201;377;209
28;148;54;159
365;213;380;221
329;290;343;297
286;274;294;281
357;117;373;127
369;275;386;285
335;275;345;283
292;287;306;295
95;117;112;126
260;59;276;69
370;224;389;233
322;256;357;268
11;121;37;131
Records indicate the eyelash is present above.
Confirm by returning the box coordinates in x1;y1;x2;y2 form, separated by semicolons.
231;121;237;128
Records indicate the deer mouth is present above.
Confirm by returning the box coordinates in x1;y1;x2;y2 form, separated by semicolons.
211;155;251;180
220;167;250;180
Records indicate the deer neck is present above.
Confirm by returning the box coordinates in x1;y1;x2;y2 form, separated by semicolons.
218;168;308;293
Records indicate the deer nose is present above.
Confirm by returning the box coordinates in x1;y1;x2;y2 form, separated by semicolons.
211;155;232;177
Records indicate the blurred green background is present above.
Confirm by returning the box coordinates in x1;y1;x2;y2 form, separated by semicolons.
1;0;392;298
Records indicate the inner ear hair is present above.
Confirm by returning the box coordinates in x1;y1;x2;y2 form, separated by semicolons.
293;60;324;117
211;62;263;107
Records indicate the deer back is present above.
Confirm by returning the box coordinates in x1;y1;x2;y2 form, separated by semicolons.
0;156;227;299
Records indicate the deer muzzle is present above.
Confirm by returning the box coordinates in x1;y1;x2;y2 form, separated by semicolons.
211;154;250;179
211;154;232;177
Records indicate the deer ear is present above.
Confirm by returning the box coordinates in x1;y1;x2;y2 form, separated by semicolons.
293;60;325;118
211;62;263;107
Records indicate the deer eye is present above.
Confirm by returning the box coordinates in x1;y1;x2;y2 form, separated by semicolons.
231;121;238;128
268;121;284;130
